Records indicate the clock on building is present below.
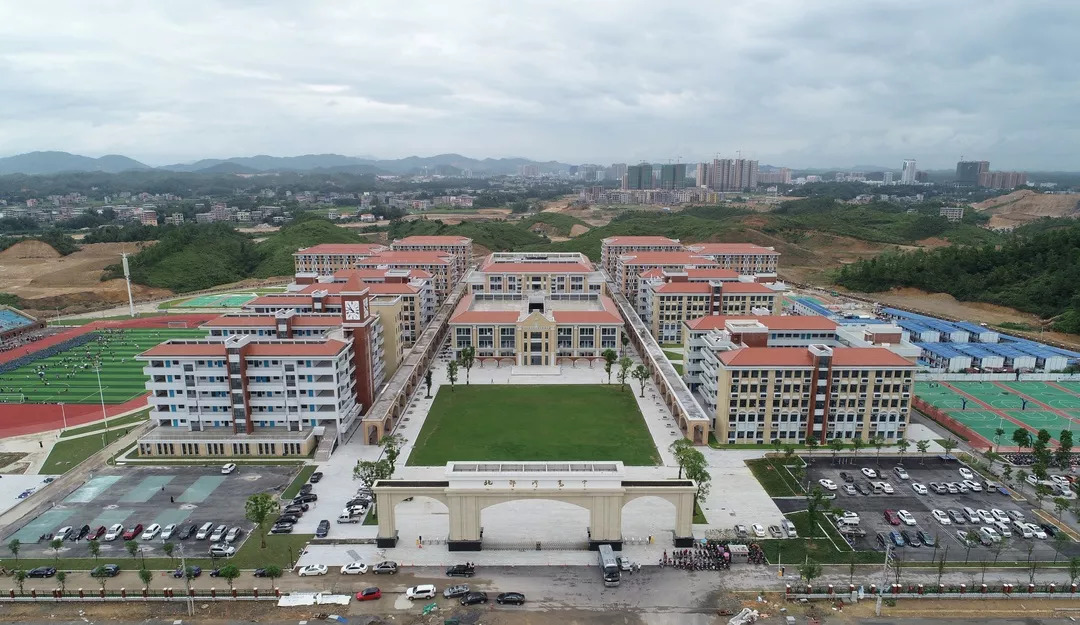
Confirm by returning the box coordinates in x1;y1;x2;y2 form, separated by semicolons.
344;299;361;321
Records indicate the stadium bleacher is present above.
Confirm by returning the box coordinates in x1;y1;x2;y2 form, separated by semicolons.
0;309;34;332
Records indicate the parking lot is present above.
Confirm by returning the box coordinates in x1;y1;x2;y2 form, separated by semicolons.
791;455;1080;563
5;465;298;559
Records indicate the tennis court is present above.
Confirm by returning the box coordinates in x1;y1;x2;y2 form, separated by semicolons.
0;328;206;404
177;293;257;308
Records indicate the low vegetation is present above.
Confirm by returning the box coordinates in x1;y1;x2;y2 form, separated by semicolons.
388;219;549;251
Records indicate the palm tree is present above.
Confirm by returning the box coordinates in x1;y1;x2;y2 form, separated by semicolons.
916;440;930;464
896;438;910;464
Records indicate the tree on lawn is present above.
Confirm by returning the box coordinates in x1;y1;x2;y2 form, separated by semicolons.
829;438;844;464
1002;464;1013;482
805;437;819;458
459;346;475;384
56;571;66;595
897;438;909;463
941;438;958;458
1069;556;1080;586
620;334;630;356
14;569;25;595
138;568;153;594
1016;469;1029;494
1035;484;1051;510
218;564;241;590
805;487;829;528
799;558;823;585
163;542;175;566
916;440;930;464
379;433;407;476
88;539;101;562
872;437;885;464
1053;532;1070;564
1012;428;1031;452
669;439;712;502
602;348;618;384
1056;429;1074;469
852;436;865;462
7;539;18;566
994;427;1006;453
245;492;278;549
50;537;63;564
125;540;139;560
631;364;649;397
617;356;633;389
424;369;433;398
446;360;459;392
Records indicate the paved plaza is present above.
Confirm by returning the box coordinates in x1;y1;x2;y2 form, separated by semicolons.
294;346;788;568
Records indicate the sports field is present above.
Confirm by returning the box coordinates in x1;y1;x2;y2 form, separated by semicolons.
407;385;660;466
0;328;206;404
915;380;1080;446
176;293;257;308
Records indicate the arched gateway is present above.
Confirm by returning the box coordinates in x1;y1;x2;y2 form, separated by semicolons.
373;461;696;551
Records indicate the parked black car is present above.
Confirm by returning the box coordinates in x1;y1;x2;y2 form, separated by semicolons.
28;567;56;578
299;484;313;495
310;472;324;483
270;524;294;534
253;568;270;577
446;564;476;577
275;515;299;525
91;564;120;578
293;493;318;504
1041;523;1057;537
347;497;372;508
496;592;525;605
460;591;488;606
315;520;330;538
174;566;202;578
283;506;306;517
75;525;90;541
178;524;197;540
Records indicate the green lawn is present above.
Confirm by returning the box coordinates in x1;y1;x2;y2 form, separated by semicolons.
672;363;684;375
59;409;149;438
662;350;683;360
0;328;206;404
408;385;660;466
746;458;804;496
281;466;317;500
41;429;128;474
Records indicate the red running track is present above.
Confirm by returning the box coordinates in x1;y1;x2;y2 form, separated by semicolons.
0;314;217;437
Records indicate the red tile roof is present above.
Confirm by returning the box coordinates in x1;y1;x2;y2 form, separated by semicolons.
640;268;666;279
246;341;349;357
358;251;451;265
718;346;914;367
202;316;275;327
686;243;779;255
247;295;312;307
685;315;838;331
551;310;622;324
719;282;775;294
333;268;433;279
603;236;681;245
392;236;471;245
685;268;741;279
294;243;386;256
832;348;915;367
366;283;420;295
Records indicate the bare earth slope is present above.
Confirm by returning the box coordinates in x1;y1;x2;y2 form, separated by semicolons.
972;189;1080;229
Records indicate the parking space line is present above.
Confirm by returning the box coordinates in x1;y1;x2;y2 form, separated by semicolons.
177;476;225;503
119;476;174;503
88;508;135;529
63;475;123;504
10;509;76;543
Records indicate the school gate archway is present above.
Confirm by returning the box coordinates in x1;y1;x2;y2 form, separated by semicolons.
373;462;696;551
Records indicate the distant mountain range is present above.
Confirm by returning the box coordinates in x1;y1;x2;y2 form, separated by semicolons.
0;151;573;176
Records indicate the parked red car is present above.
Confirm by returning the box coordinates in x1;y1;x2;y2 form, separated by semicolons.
883;510;900;526
90;526;107;540
122;524;144;540
355;587;381;601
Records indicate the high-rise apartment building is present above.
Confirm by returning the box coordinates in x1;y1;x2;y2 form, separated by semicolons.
599;235;683;277
624;164;654;190
708;158;759;191
901;159;917;185
607;163;628;182
695;163;708;187
956;160;990;185
659;163;687;190
978;171;1027;189
757;168;791;185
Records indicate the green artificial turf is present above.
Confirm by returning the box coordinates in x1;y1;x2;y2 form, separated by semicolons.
407;385;660;466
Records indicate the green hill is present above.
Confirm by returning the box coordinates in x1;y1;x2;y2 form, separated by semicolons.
516;213;588;236
835;223;1080;333
253;217;365;277
388;219;548;251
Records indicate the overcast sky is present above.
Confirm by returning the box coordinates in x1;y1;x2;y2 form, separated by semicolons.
0;0;1075;169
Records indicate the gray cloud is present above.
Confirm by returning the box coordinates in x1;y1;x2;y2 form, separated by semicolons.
0;0;1076;169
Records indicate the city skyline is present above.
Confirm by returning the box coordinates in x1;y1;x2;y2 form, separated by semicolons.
1;1;1077;169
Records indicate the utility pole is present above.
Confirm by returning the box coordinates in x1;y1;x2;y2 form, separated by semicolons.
95;366;110;449
176;544;195;616
875;544;892;616
121;252;136;318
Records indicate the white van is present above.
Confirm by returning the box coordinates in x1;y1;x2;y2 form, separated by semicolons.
837;518;861;531
781;519;798;538
195;522;214;540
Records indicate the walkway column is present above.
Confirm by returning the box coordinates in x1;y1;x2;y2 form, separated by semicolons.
673;492;694;547
376;495;398;548
447;494;482;551
588;495;623;551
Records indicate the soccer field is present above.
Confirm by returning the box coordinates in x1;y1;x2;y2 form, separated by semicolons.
0;328;206;404
407;385;661;466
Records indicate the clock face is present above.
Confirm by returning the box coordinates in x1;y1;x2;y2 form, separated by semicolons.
344;299;361;321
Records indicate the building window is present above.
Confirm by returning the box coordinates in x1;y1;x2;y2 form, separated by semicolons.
500;327;516;349
557;328;573;349
477;326;494;349
456;327;471;349
601;327;617;348
578;327;594;349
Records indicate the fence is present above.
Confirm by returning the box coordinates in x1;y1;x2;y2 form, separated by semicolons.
0;586;281;602
0;331;99;374
917;372;1080;382
785;580;1080;601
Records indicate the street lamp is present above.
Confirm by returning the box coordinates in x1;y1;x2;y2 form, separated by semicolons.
175;544;195;616
59;402;68;432
95;366;110;449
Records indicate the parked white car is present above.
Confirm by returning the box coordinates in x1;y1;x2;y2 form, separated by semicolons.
104;524;124;541
161;524;177;541
963;480;983;492
406;584;437;600
897;510;916;526
1012;520;1033;538
990;509;1009;523
1027;523;1047;539
221;463;237;475
297;564;328;577
979;526;1002;543
959;467;974;480
140;524;161;540
991;520;1012;538
911;483;928;495
751;523;766;538
818;479;838;491
341;561;369;575
931;509;951;525
861;468;877;478
893;466;909;480
976;509;995;524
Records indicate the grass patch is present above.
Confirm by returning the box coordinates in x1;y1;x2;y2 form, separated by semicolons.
660;343;682;349
758;538;881;565
693;501;707;524
746;458;803;496
662;349;683;360
5;533;312;572
60;409;149;438
281;466;317;500
672;363;683;375
363;509;379;526
41;429;128;474
408;385;660;466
